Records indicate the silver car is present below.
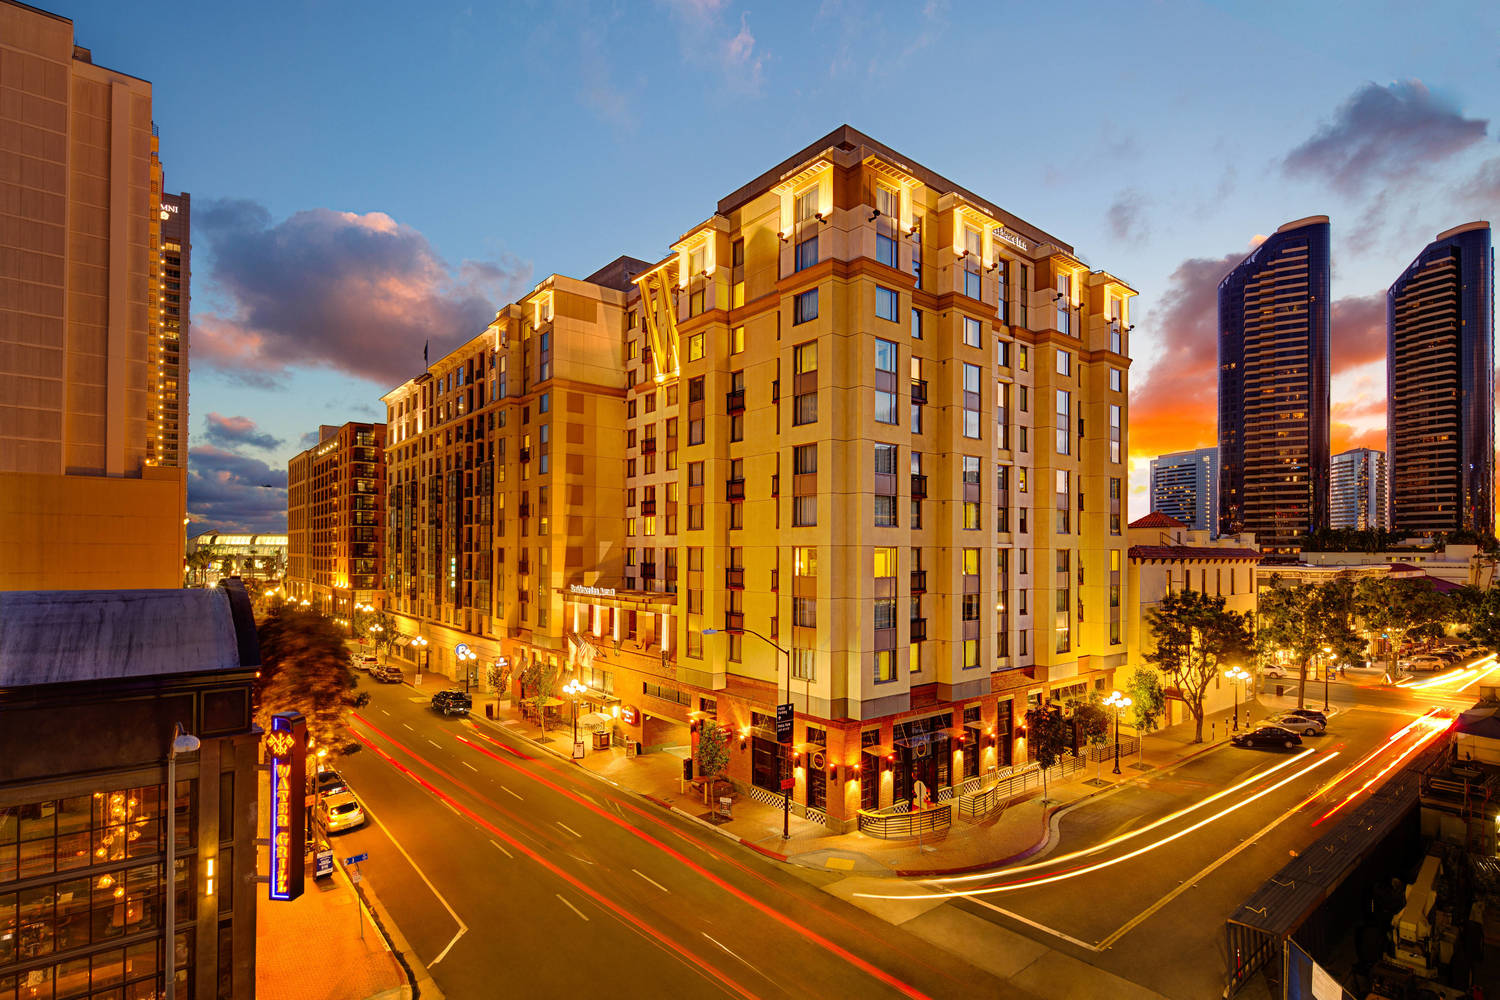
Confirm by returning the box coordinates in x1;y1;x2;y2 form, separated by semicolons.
1268;713;1324;737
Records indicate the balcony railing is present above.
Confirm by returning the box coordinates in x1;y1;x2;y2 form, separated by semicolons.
910;617;927;642
641;437;658;454
641;564;657;579
725;567;745;589
911;570;927;594
726;388;745;414
724;611;744;633
518;502;531;518
910;474;928;499
910;379;928;405
725;478;746;501
517;558;531;574
641;499;657;516
518;447;531;463
771;474;780;497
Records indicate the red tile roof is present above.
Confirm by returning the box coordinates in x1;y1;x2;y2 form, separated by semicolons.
1128;545;1264;563
1129;511;1186;529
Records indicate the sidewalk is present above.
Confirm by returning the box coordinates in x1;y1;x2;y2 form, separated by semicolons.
255;774;414;1000
438;673;1268;876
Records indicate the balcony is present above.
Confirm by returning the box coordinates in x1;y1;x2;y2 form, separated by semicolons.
518;447;531;463
726;388;745;414
517;557;531;574
771;379;780;404
641;564;657;580
725;478;746;502
771;474;780;497
910;617;927;642
641;437;658;455
641;499;657;516
725;567;745;589
724;610;744;633
910;474;928;499
518;502;531;518
911;570;927;594
910;379;928;405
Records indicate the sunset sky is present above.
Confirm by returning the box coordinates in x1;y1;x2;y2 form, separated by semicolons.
62;0;1500;533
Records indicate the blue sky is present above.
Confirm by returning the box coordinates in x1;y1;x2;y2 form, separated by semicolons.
60;0;1500;532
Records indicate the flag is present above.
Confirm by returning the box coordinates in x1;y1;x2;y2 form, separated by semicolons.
424;340;429;366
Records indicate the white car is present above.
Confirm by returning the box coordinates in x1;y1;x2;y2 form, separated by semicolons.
1401;654;1447;672
354;653;377;671
1268;713;1324;736
1261;665;1290;679
318;791;366;833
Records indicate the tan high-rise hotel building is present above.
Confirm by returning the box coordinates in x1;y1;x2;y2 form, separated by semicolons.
0;1;187;590
378;128;1134;830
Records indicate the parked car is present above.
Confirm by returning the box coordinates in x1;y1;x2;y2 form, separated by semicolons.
1262;664;1290;679
1268;713;1324;736
1282;708;1328;727
370;663;403;684
1231;726;1303;751
1401;654;1448;672
315;768;348;796
431;689;472;717
354;653;378;671
316;791;366;833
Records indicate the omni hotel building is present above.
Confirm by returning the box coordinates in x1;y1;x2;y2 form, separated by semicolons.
380;127;1134;830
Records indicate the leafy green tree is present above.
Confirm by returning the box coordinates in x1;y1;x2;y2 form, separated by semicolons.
1461;586;1500;656
695;720;730;785
1024;702;1070;800
520;658;559;735
254;604;364;753
185;545;218;588
1068;698;1111;775
1126;666;1166;733
1355;576;1450;680
1145;589;1254;742
1257;579;1363;710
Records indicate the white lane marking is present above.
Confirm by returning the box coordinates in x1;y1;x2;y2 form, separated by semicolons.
703;932;783;989
427;739;443;750
632;869;669;893
462;761;478;772
379;709;390;716
557;821;582;839
501;786;523;801
360;803;467;966
402;723;414;731
557;894;590;921
488;838;513;860
958;896;1101;952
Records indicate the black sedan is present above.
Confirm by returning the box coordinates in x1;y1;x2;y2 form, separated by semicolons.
1231;726;1303;751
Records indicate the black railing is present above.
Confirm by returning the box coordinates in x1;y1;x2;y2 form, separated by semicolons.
910;474;927;499
724;611;744;632
857;804;951;840
641;499;657;516
726;478;746;501
725;567;745;589
910;379;928;404
641;437;657;454
910;570;927;593
726;388;745;413
518;447;531;463
910;618;927;642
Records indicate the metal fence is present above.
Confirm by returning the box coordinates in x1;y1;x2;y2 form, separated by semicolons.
856;803;952;840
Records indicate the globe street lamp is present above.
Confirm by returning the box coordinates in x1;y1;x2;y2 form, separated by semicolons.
456;645;478;693
1103;690;1132;775
411;636;429;680
1225;666;1251;731
1321;645;1333;712
563;678;586;750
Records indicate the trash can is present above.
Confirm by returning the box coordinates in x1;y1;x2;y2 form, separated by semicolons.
485;703;495;720
1275;684;1284;698
592;729;610;751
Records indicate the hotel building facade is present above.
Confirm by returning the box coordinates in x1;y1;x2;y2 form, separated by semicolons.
285;422;386;622
1329;447;1387;532
1217;217;1331;551
1148;446;1218;535
0;1;187;591
379;127;1135;830
149;192;189;472
1387;222;1494;536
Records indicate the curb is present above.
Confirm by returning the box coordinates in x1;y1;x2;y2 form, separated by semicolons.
334;857;442;1000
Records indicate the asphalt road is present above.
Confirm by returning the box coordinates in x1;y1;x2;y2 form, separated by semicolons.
328;680;1024;1000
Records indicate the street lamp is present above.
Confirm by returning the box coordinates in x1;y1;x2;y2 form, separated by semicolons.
705;626;793;840
456;645;478;693
563;677;586;748
1103;691;1132;775
411;636;429;679
165;724;200;1000
1321;645;1333;712
1225;666;1250;731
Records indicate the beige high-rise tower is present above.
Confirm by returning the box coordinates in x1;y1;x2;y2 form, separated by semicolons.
0;1;187;590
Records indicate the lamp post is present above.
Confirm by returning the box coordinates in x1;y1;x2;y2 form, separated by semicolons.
1103;691;1132;775
456;645;478;693
368;624;383;662
1321;645;1332;712
705;625;792;840
165;724;200;1000
563;677;586;749
412;636;428;681
1225;666;1250;731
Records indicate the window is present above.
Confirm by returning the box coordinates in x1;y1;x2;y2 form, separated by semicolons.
964;267;981;299
687;332;704;361
875;598;897;630
791;649;815;681
910;308;923;340
795;187;819;223
794;545;817;577
964;501;981;529
795;235;819;272
874;442;898;474
794;341;817;374
1109;367;1122;392
793;597;817;627
1056;349;1071;377
875;338;898;424
794;444;817;474
997;339;1009;368
875;495;898;527
1018;345;1029;372
962;548;979;576
876;232;897;267
794;390;817;425
873;547;897;578
964;639;980;669
963;316;981;348
876;286;898;322
996;258;1009;323
688;461;704;486
1056;274;1071;334
793;289;818;324
731;326;745;355
962;594;980;621
1056;390;1071;455
962;363;981;439
875;649;897;682
962;455;980;484
875;183;899;219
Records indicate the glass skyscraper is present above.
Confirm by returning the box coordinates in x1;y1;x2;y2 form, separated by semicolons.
1217;217;1331;549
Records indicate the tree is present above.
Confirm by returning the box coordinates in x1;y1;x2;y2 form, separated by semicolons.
1461;586;1500;657
1145;589;1254;742
1126;666;1166;733
696;720;730;787
1069;698;1111;775
1257;579;1363;710
185;545;217;588
254;604;363;753
520;658;559;735
1024;702;1070;801
1355;576;1450;681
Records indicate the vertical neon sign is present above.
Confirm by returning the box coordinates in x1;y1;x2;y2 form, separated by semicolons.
266;711;307;901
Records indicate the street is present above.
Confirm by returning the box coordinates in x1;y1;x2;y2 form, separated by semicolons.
331;682;1018;1000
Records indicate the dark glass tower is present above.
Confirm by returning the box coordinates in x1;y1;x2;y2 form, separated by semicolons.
1387;222;1494;535
1217;216;1331;549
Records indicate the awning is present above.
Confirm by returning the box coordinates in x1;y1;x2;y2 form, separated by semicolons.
940;726;969;740
792;742;823;755
861;743;897;758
